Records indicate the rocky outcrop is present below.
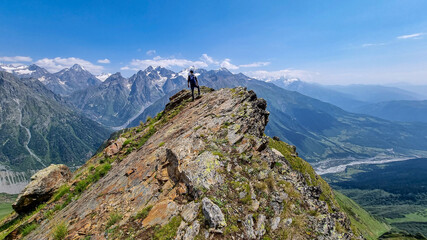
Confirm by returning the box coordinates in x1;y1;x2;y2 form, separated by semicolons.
4;87;360;240
104;137;127;157
202;197;226;229
12;164;71;214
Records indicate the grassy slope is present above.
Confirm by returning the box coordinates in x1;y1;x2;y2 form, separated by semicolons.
0;204;12;221
268;138;392;240
0;194;17;221
334;190;390;240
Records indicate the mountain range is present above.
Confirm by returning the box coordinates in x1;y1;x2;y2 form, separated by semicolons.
2;63;427;173
0;72;110;174
0;63;102;95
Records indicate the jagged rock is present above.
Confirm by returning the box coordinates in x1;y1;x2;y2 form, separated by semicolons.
273;136;280;141
183;220;200;240
12;164;71;214
243;214;256;239
181;152;223;197
104;137;126;157
271;217;281;231
202;197;226;229
181;201;201;222
255;214;267;237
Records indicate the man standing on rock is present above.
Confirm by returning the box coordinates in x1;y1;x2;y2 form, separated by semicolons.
188;70;200;101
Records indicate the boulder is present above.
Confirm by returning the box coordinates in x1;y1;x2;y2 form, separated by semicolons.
202;197;226;229
104;137;126;157
12;164;71;214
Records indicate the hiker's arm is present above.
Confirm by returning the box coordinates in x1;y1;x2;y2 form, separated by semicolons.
196;77;199;86
187;76;190;87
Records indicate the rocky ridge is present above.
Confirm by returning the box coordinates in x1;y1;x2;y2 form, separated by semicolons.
0;87;360;239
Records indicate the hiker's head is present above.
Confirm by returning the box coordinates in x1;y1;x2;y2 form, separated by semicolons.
189;70;194;74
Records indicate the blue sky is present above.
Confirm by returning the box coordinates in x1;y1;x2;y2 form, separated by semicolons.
1;0;427;84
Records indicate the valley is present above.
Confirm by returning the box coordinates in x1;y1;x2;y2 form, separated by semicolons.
323;158;427;236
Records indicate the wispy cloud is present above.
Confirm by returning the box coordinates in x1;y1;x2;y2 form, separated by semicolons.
362;43;386;48
35;57;104;74
128;56;208;70
0;56;33;62
245;69;313;82
239;62;270;68
397;33;423;39
220;59;239;70
97;58;110;64
146;50;156;56
200;54;219;65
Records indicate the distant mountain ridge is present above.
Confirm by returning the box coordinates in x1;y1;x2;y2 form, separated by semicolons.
0;71;110;174
0;63;101;95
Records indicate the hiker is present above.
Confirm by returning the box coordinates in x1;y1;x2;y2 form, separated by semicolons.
188;70;200;101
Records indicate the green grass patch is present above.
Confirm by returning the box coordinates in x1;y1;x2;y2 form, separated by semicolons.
20;222;38;237
52;222;68;240
0;203;13;221
153;216;182;240
106;212;123;229
52;185;70;202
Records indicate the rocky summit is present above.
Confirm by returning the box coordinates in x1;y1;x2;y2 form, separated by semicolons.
0;87;360;239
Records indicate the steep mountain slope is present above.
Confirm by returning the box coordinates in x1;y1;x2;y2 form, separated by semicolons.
0;87;363;239
354;100;427;123
128;68;427;164
0;71;110;173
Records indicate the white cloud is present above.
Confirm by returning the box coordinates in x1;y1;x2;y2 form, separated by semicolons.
0;56;33;62
245;69;313;82
35;57;104;74
239;62;270;68
120;66;130;70
220;59;239;70
130;56;208;70
200;54;219;65
146;50;156;56
97;58;110;64
397;33;423;39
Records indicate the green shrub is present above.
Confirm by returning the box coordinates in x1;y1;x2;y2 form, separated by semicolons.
52;185;70;202
20;222;38;236
158;142;165;147
134;205;153;220
106;212;123;229
52;222;68;240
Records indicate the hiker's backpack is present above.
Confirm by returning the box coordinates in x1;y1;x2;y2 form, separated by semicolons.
189;74;197;84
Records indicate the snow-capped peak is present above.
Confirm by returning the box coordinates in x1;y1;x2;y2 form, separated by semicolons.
96;73;112;82
0;63;34;75
70;64;85;71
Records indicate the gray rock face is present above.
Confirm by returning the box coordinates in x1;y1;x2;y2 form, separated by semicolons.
183;220;200;240
255;214;267;237
243;214;256;239
202;197;226;229
181;201;201;223
12;164;71;214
